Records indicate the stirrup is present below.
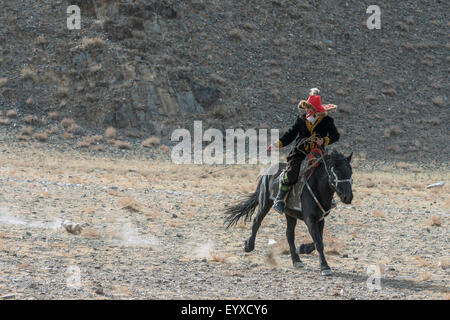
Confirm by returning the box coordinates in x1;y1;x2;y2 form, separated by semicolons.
273;200;286;213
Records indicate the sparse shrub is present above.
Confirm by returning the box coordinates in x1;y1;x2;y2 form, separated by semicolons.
0;118;11;125
93;145;104;152
387;145;401;153
33;132;48;142
63;131;74;140
21;66;38;82
57;86;70;98
210;104;232;119
105;126;117;138
142;136;161;148
115;140;131;150
24;114;37;125
381;88;397;96
228;28;243;41
419;273;432;281
373;210;386;218
90;135;103;143
77;137;92;148
384;125;402;138
118;197;141;212
61;118;75;129
159;144;170;154
6;109;17;118
17;134;30;141
432;96;444;107
429;215;442;227
20;126;32;136
67;123;82;135
210;73;227;85
396;162;410;169
125;129;141;138
81;37;106;50
47;125;58;135
49;112;59;120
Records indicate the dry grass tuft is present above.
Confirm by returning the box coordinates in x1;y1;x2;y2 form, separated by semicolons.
83;228;102;239
438;258;449;269
61;118;75;129
0;118;11;125
21;66;38;82
0;77;7;87
384;125;402;138
118;197;142;212
24;114;37;125
115;140;131;150
63;131;74;140
211;254;226;263
396;162;410;169
6;109;17;118
429;215;442;227
33;132;48;142
142;136;161;148
228;28;243;41
419;272;432;281
431;96;444;107
49;112;59;120
325;238;344;256
373;210;386;218
105;126;117;139
20;126;33;136
81;37;106;49
17;134;30;141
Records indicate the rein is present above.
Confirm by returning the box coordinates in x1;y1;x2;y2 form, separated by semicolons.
305;150;352;221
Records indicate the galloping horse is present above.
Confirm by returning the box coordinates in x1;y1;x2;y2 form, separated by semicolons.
224;150;353;276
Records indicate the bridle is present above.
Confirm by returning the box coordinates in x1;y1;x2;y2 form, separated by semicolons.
305;151;353;220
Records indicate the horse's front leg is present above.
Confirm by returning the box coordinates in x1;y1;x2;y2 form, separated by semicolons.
305;218;331;276
285;215;304;268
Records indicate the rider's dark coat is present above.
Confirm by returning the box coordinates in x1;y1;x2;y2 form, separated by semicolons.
278;114;340;156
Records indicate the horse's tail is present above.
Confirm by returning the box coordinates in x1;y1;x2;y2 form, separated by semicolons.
224;176;263;229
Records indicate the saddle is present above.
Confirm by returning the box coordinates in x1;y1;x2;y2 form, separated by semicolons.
270;149;323;212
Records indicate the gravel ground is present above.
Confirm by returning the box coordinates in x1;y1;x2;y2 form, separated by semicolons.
0;141;448;300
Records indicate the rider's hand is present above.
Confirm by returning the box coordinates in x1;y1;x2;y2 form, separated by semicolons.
267;144;277;152
316;137;324;146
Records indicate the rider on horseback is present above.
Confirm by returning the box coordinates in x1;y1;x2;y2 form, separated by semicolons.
267;88;340;213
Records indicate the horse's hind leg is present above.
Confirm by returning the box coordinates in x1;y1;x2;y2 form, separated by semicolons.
285;215;304;268
244;203;271;252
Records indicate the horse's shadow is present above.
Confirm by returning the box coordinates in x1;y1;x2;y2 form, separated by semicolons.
330;270;448;294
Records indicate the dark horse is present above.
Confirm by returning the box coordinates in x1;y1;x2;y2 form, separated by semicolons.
224;150;353;276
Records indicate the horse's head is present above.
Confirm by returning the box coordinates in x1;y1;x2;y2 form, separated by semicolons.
326;151;353;204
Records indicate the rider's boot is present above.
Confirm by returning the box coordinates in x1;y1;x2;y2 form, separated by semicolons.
273;174;292;213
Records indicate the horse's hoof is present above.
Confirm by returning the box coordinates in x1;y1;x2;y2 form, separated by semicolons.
321;268;332;276
244;240;254;253
298;243;315;254
294;261;305;268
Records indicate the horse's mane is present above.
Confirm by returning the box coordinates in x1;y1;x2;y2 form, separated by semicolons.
324;150;349;168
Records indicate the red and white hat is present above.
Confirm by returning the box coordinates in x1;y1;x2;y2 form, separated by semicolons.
298;88;337;115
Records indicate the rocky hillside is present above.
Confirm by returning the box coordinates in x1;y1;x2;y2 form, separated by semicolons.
0;0;448;162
